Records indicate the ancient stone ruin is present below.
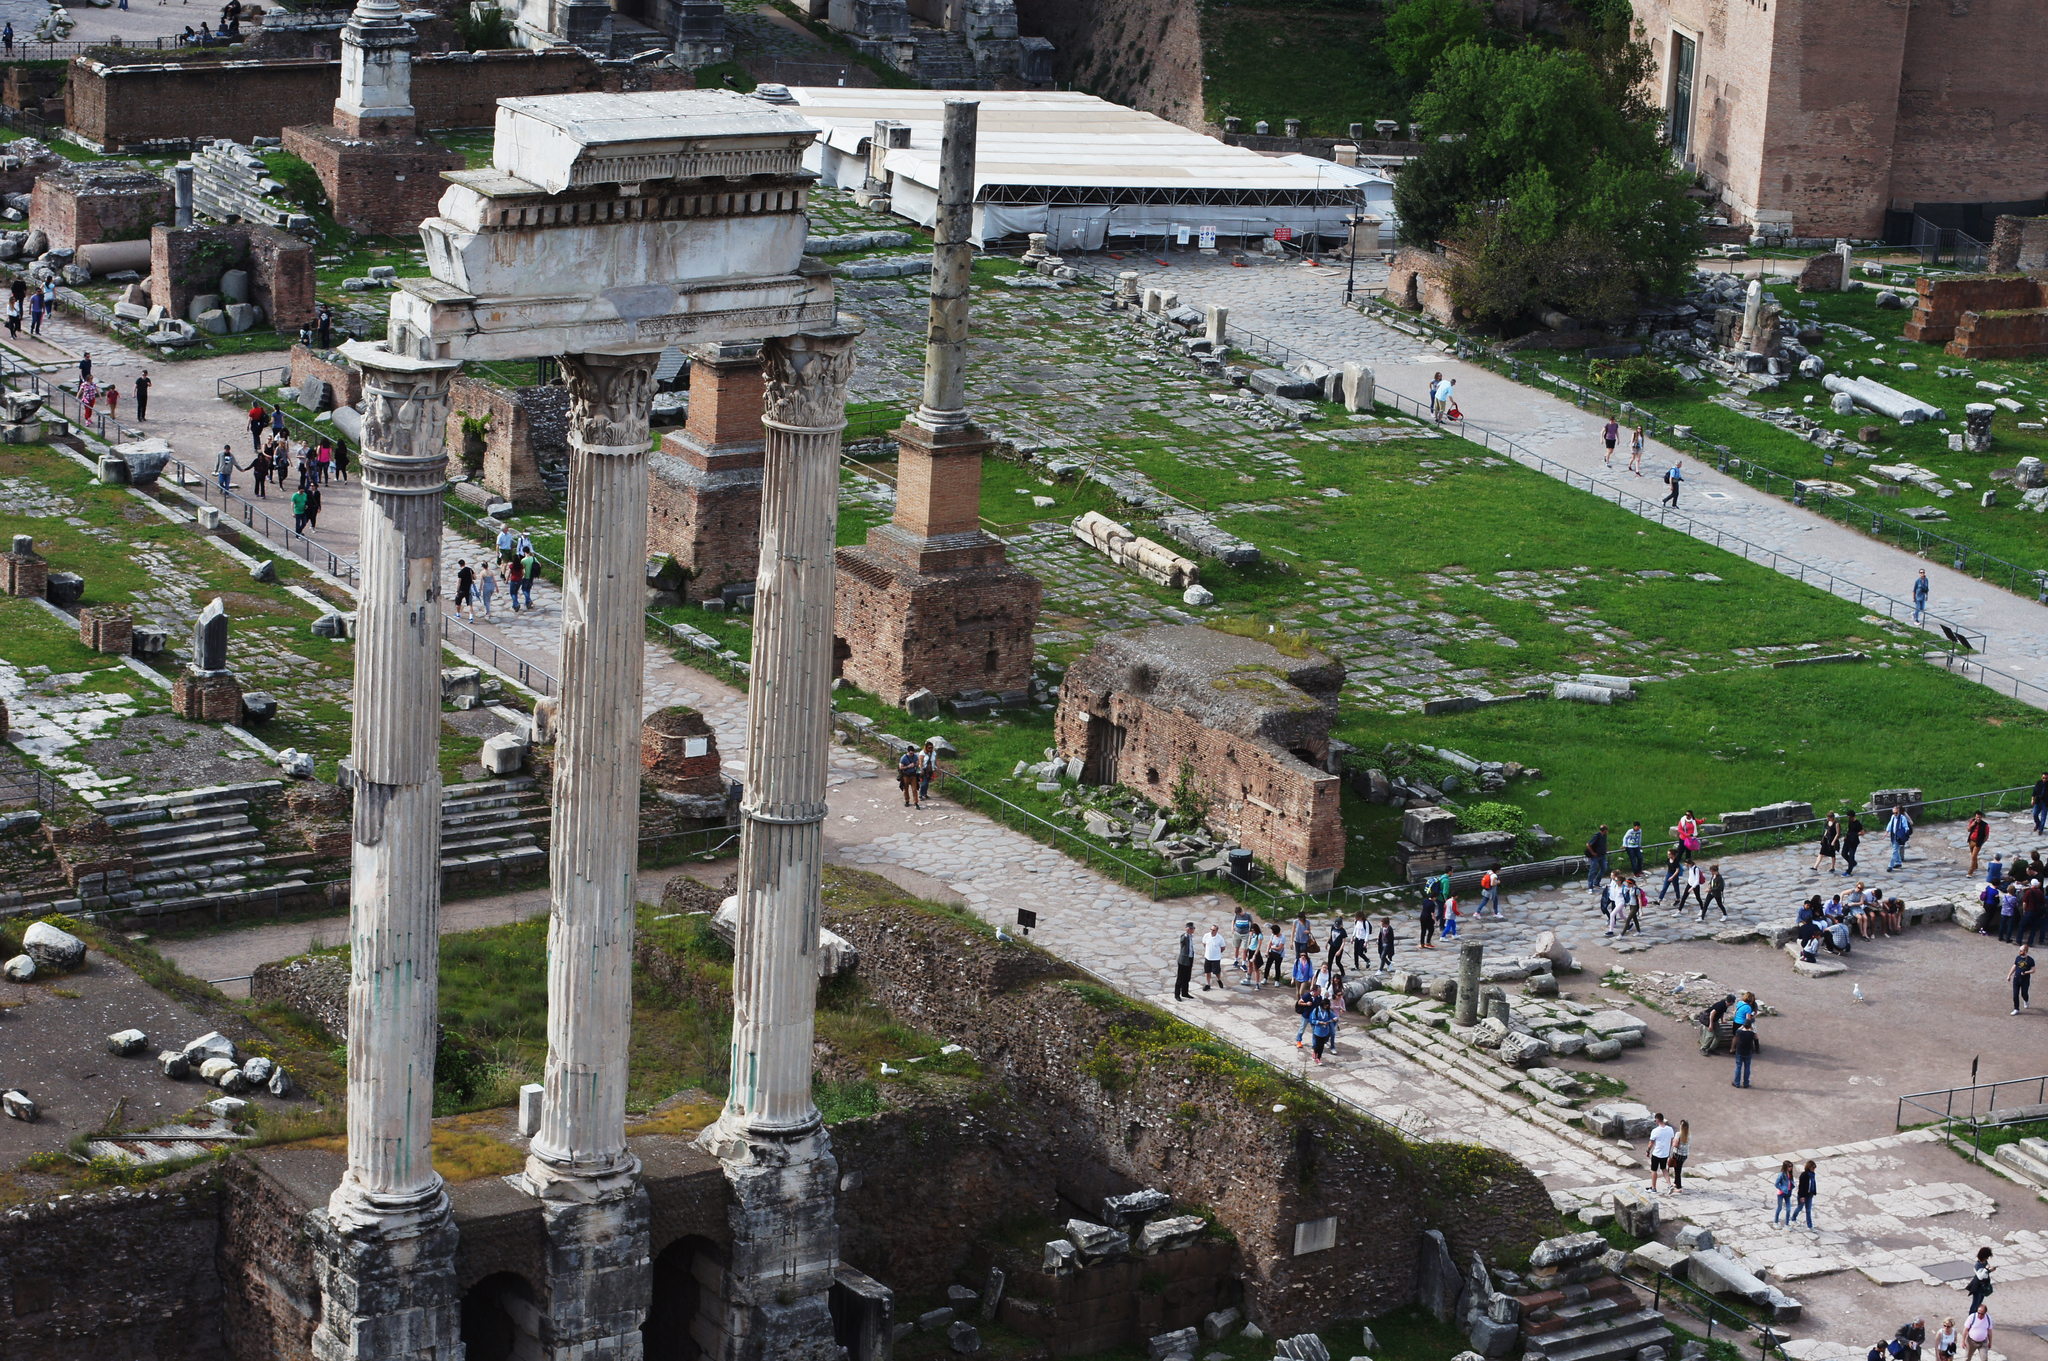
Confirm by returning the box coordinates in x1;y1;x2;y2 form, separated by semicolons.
1905;274;2048;359
1053;623;1346;891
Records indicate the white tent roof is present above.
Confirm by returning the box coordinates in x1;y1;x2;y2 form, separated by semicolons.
786;88;1360;202
1273;153;1393;192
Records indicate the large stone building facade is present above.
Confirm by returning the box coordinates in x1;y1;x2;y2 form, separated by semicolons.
1631;0;2048;239
1053;625;1346;892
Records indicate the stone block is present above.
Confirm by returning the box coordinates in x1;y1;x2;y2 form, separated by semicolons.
107;1028;148;1056
1135;1215;1205;1255
239;692;277;725
1631;1241;1689;1274
224;302;259;333
23;920;86;972
517;1082;544;1135
1042;1239;1077;1274
3;1090;37;1122
1417;1228;1460;1323
1587;1101;1656;1138
1403;805;1458;846
79;604;132;655
1148;1327;1199;1360
481;731;527;776
1468;1316;1518;1357
220;268;250;303
1102;1187;1171;1226
195;308;228;335
1201;1307;1242;1340
1611;1187;1659;1238
1065;1218;1129;1262
903;687;939;719
158;1049;190;1079
946;1320;980;1353
2;954;33;982
45;571;84;608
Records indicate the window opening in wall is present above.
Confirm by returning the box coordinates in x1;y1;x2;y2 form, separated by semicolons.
1669;32;1698;155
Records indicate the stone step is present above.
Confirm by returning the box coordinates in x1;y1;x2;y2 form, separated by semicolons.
1526;1296;1625;1335
137;836;269;870
440;846;546;873
441;799;547;827
441;830;539;857
440;791;547;819
1994;1139;2048;1188
121;813;252;844
1524;1310;1670;1361
94;780;282;818
444;776;537;800
137;858;269;890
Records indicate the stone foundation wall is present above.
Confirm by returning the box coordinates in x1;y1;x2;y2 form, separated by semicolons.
444;375;553;509
150;224;315;334
216;1155;320;1361
1949;306;2048;360
1989;215;2048;274
646;454;765;598
288;343;365;412
822;885;1560;1336
0;1164;228;1360
78;605;132;654
1906;275;2047;345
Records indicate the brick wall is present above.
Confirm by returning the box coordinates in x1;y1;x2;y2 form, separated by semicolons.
832;554;1041;703
0;1164;228;1360
29;172;175;251
1904;275;2045;345
151;225;316;332
1948;305;2048;361
216;1156;319;1361
1385;246;1456;325
280;124;464;236
288;343;365;411
892;441;982;540
69;50;692;150
1991;215;2048;273
4;64;63;113
444;374;552;509
1889;0;2048;223
646;347;769;596
641;705;724;795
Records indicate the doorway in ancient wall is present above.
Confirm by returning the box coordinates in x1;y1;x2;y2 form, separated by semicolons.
643;1235;721;1359
1082;714;1126;786
461;1272;542;1361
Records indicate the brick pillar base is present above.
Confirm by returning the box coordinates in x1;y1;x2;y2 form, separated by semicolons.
173;670;244;722
280;124;464;238
3;551;48;598
78;605;132;655
647;343;766;599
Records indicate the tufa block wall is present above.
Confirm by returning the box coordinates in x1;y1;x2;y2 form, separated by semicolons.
1385;246;1457;326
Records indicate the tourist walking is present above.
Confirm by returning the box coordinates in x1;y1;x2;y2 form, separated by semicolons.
1618;881;1642;936
4;293;19;340
1602;416;1619;465
1669;1120;1689;1194
1886;805;1913;871
2033;771;2048;834
1376;916;1395;970
1629;422;1646;474
1174;923;1194;1001
28;287;43;337
1645;1114;1676;1193
304;482;321;530
291;485;309;534
1772;1160;1795;1224
1585;824;1608;891
1680;860;1706;913
1913;568;1930;625
1351;911;1370;968
476;564;496;619
454;559;475;621
1815;813;1840;871
1968;812;1990;876
1479;868;1501;917
1961;1307;1992;1361
1935;1318;1957;1361
1308;994;1337;1064
1265;923;1286;983
79;352;92;385
1966;1249;1995;1314
518;549;539;610
216;443;236;490
1201;924;1225;990
1292;911;1313;967
1429;371;1446;421
496;524;518;564
1623;820;1644;875
1663;460;1684;506
1658;845;1685;903
1417;894;1436;949
78;378;98;423
1841;812;1862;875
251;446;269;498
1793;1159;1817;1228
332;440;350;482
316;439;333;484
896;746;920;808
918;739;938;802
1700;864;1727;919
104;383;117;425
3;24;12;56
131;370;150;424
505;554;525;612
2010;944;2034;1015
248;401;267;452
271;406;286;441
1733;1021;1758;1087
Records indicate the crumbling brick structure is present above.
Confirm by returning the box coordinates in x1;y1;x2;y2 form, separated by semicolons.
78;605;132;656
1385;246;1457;326
647;343;767;598
1906;275;2048;358
3;537;48;598
288;343;365;411
443;373;560;510
641;705;723;795
150;223;317;332
280;125;464;236
29;166;174;251
1990;215;2048;274
172;670;245;722
1053;624;1346;891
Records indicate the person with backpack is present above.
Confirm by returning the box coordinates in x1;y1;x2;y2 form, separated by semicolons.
1961;1307;1993;1361
895;745;921;808
505;553;525;612
1440;894;1460;938
1585;824;1608;891
1308;994;1337;1064
1733;1021;1758;1088
1292;976;1315;1048
1479;869;1501;917
1886;805;1914;871
1417;893;1436;949
1793;1159;1818;1227
1966;1248;1995;1314
518;550;539;610
1662;460;1685;507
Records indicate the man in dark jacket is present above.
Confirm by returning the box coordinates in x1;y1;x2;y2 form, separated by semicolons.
1174;923;1195;1001
1586;824;1608;891
1733;1022;1758;1087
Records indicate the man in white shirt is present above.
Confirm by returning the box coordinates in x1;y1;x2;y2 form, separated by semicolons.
1201;926;1225;991
1646;1113;1677;1193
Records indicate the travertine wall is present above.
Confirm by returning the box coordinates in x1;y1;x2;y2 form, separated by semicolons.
1385;246;1457;325
1991;215;2048;273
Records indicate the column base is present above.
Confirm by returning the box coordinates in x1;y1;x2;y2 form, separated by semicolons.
307;1200;462;1361
535;1188;653;1361
694;1119;848;1361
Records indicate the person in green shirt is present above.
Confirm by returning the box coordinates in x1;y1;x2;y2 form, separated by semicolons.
291;487;309;535
518;552;538;610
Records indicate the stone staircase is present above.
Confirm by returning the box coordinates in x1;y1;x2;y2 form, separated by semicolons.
440;776;548;881
912;31;979;89
1519;1278;1670;1361
1993;1135;2048;1189
95;780;317;917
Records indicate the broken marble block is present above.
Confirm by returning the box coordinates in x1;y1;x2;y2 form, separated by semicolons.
23;919;86;972
3;1089;38;1121
268;1066;293;1097
159;1049;191;1079
206;1096;249;1119
182;1031;238;1067
3;953;34;981
242;1056;277;1085
1065;1218;1129;1263
1135;1215;1206;1255
107;1028;149;1056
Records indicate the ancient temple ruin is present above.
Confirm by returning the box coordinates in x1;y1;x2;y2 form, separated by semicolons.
317;81;864;1361
833;98;1040;705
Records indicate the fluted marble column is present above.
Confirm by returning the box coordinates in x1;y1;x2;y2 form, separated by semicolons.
523;350;659;1361
309;343;461;1361
697;320;863;1361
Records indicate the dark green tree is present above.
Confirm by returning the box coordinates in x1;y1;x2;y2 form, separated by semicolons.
1381;0;1488;84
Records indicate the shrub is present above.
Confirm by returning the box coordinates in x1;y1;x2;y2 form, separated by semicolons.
1587;356;1679;400
1456;801;1526;835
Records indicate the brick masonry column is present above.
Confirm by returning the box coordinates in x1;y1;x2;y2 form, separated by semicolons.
522;349;659;1359
307;342;462;1361
647;341;768;598
696;321;864;1361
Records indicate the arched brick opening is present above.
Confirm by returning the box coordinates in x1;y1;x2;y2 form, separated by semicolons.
643;1234;721;1360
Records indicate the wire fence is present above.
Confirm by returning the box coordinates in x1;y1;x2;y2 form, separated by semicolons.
0;767;58;812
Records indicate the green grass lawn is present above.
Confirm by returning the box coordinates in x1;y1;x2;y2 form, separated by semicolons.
1520;273;2048;577
1198;0;1411;136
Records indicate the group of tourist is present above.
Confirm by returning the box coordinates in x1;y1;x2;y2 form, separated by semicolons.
6;277;54;342
1858;1255;1997;1361
451;530;542;620
893;740;943;809
1174;905;1415;1065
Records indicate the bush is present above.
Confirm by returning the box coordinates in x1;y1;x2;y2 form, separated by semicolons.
1456;801;1526;835
452;4;514;50
1587;356;1679;400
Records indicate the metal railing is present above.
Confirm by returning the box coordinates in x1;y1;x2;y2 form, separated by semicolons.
443;613;557;696
1912;215;1988;270
1898;1073;2048;1159
164;452;360;586
1499;361;2048;605
0;767;57;811
9;362;120;443
1636;1267;1798;1350
1930;652;2048;708
217;367;337;452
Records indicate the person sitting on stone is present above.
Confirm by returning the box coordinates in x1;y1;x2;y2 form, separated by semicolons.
1823;917;1853;956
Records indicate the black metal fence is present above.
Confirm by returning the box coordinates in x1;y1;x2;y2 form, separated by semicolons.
0;767;57;811
1898;1073;2048;1159
164;451;360;586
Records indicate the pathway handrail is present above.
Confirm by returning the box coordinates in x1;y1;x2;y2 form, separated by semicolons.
217;370;336;450
1898;1072;2048;1160
162;452;361;587
441;614;557;696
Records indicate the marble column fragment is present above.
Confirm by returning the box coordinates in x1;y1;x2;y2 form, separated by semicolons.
309;343;462;1361
697;321;864;1361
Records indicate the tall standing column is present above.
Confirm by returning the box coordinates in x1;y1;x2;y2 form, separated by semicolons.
697;320;864;1361
523;349;660;1360
308;343;462;1361
334;0;418;139
917;99;977;433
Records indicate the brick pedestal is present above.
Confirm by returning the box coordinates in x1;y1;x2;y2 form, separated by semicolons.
641;705;724;796
647;343;766;599
280;123;464;237
78;605;133;655
833;421;1040;705
3;548;48;598
173;669;244;722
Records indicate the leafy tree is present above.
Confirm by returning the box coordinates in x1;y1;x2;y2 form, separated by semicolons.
1392;40;1701;309
453;3;514;51
1381;0;1487;84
